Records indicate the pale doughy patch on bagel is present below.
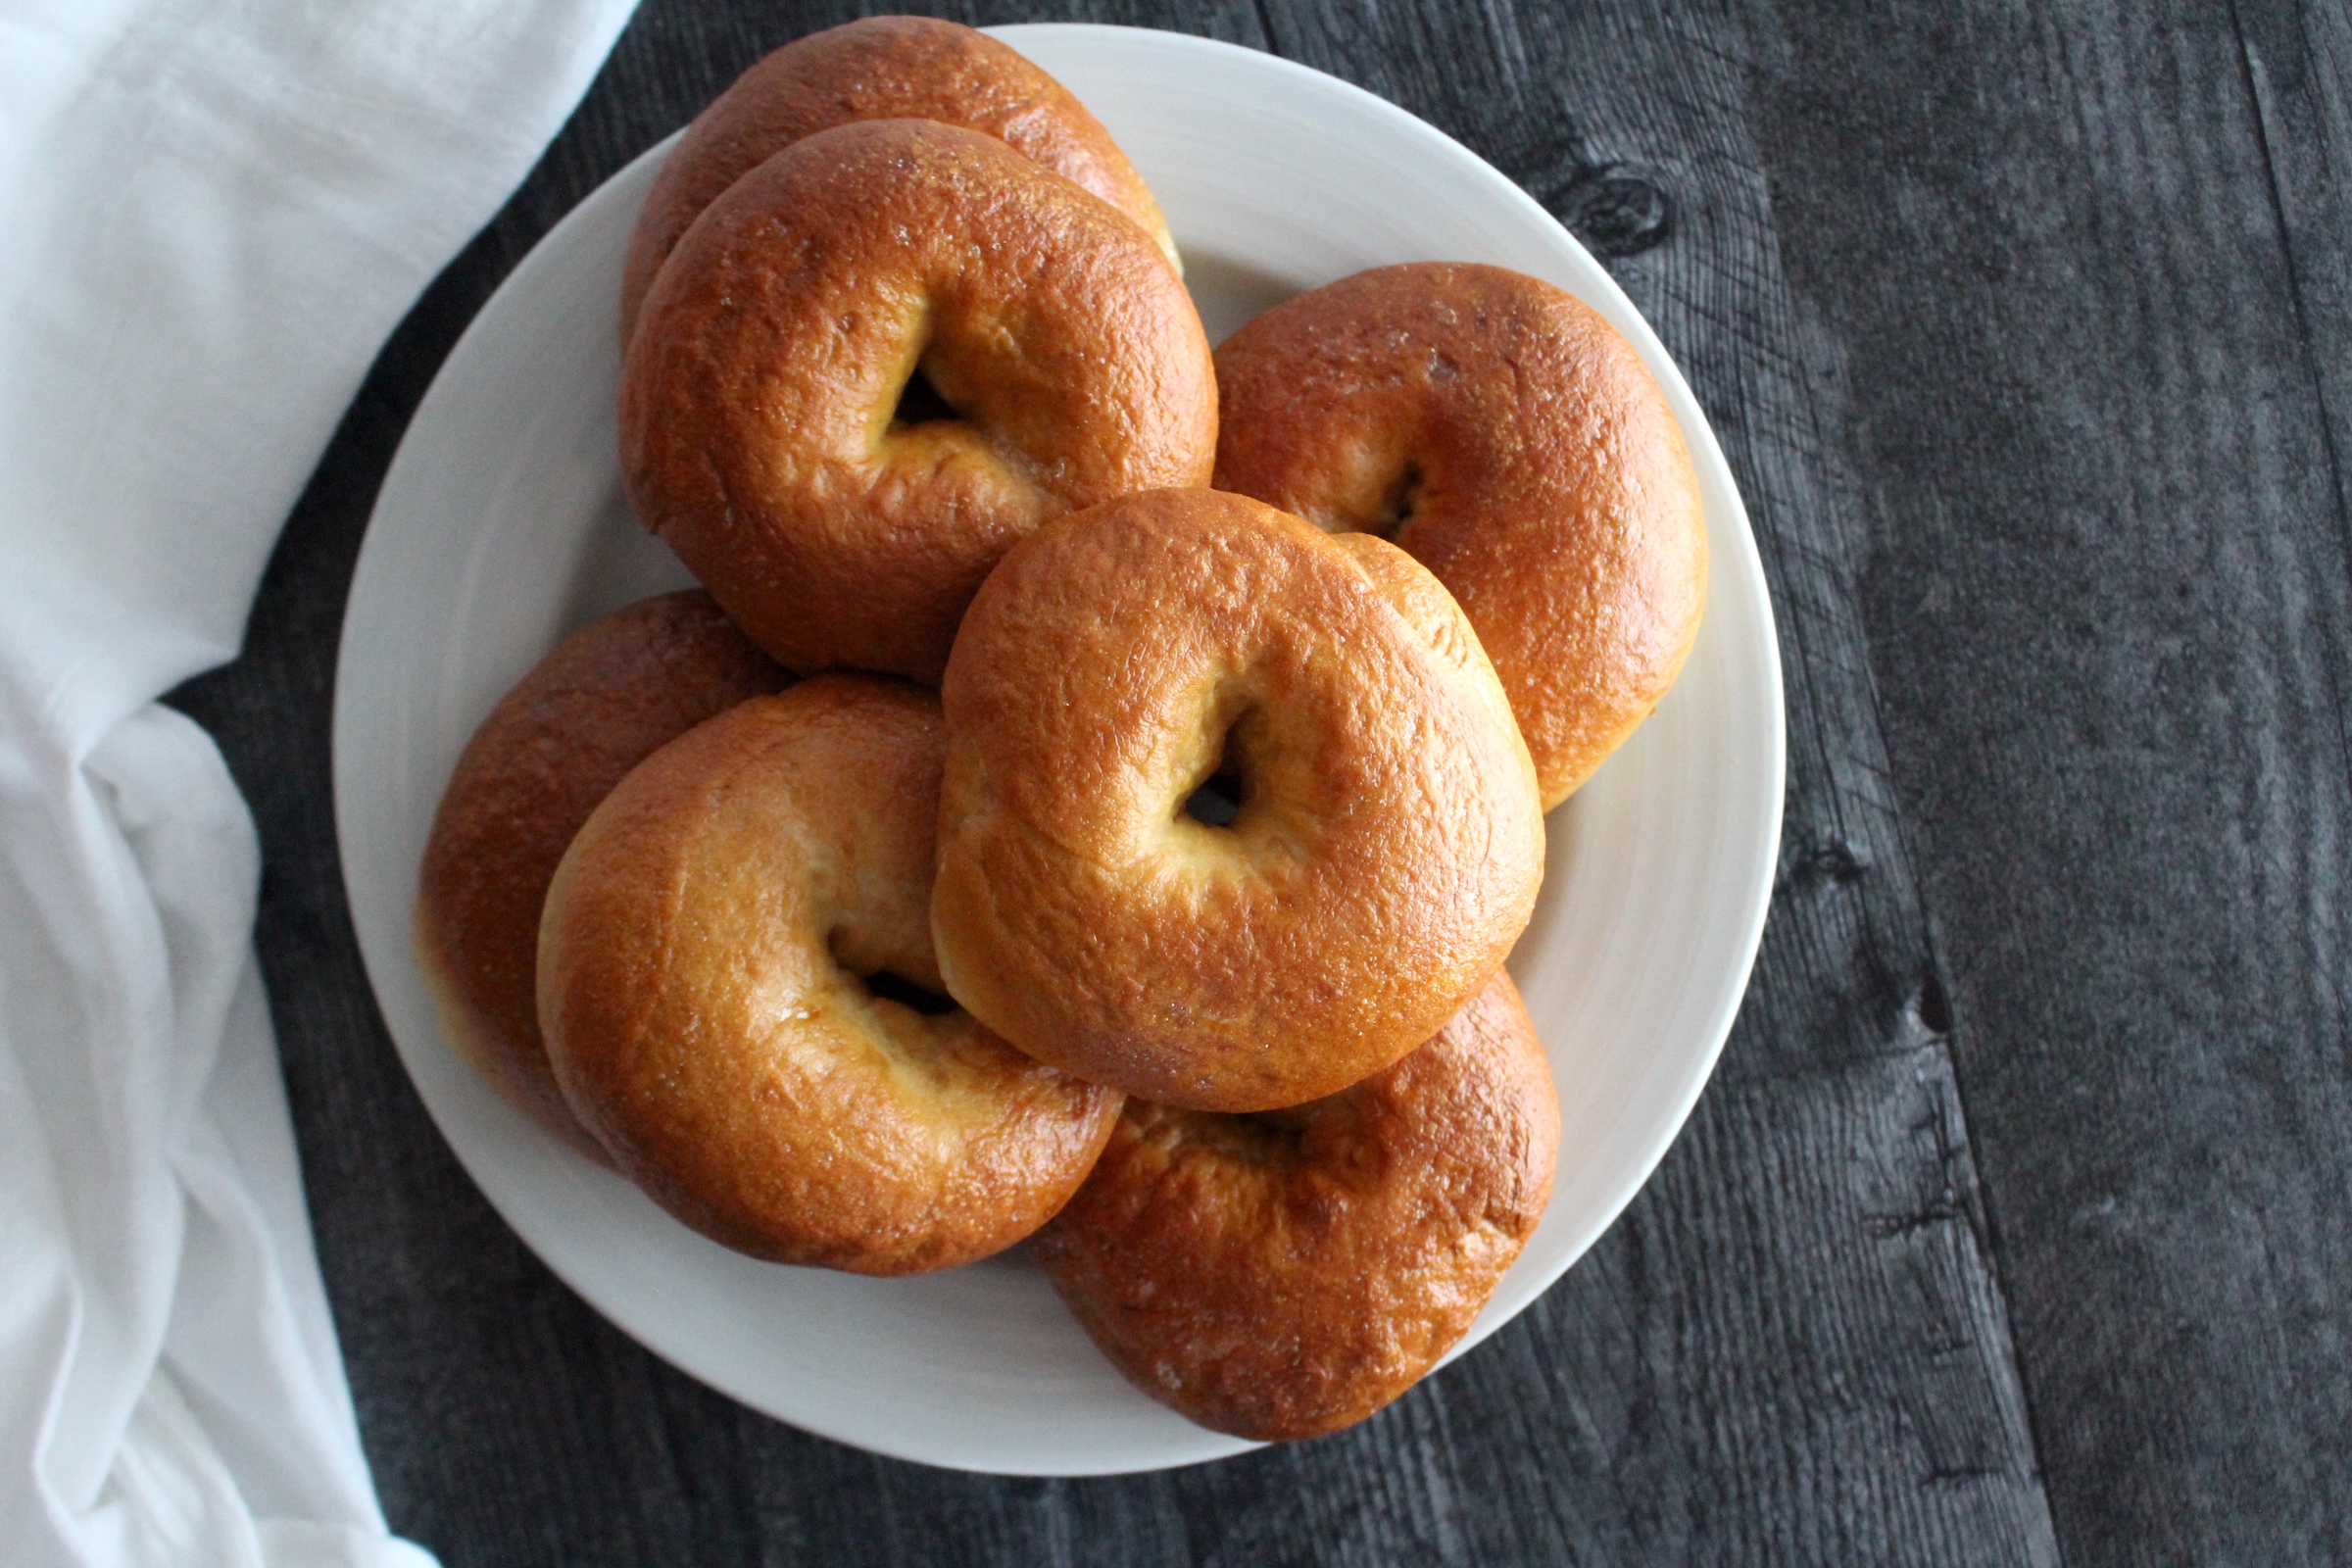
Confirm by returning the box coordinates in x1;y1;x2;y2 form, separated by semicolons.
539;676;1121;1275
933;488;1544;1114
1031;968;1560;1441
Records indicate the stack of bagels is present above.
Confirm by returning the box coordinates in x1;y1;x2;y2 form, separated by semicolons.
415;17;1706;1445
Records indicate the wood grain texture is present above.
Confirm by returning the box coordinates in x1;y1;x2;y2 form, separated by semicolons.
159;0;2352;1562
1742;2;2352;1562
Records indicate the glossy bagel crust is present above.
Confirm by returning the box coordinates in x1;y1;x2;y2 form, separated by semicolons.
618;15;1178;345
538;676;1123;1274
932;488;1544;1113
414;591;788;1160
1213;262;1707;808
1031;969;1560;1441
620;118;1216;686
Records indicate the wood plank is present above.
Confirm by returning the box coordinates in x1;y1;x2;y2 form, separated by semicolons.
1741;1;2352;1561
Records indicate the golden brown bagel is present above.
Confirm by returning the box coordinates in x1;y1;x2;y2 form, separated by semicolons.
619;16;1178;345
1212;262;1707;808
414;591;789;1159
538;675;1122;1273
620;118;1216;685
932;488;1544;1113
1031;969;1560;1441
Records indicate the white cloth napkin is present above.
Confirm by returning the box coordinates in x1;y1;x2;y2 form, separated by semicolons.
0;1;639;1562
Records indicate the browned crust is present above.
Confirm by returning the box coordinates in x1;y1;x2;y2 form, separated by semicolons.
932;488;1544;1112
1031;969;1560;1440
619;15;1177;346
620;118;1216;684
1213;262;1707;808
413;591;788;1159
538;676;1123;1273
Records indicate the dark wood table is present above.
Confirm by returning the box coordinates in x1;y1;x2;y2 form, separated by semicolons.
171;2;2352;1562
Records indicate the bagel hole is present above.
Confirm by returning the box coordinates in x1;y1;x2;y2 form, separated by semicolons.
1178;1106;1317;1167
861;969;959;1017
891;362;961;427
1371;460;1424;539
1180;705;1260;830
1237;1107;1312;1146
1183;767;1247;828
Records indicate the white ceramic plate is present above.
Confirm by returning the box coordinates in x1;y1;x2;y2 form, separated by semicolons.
334;24;1784;1476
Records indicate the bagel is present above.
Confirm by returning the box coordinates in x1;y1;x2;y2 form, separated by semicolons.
414;591;788;1159
538;675;1122;1273
620;118;1216;685
1212;262;1707;808
619;15;1178;345
1031;969;1559;1440
932;488;1544;1113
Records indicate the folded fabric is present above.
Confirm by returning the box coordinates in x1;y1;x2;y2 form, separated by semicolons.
0;1;638;1563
